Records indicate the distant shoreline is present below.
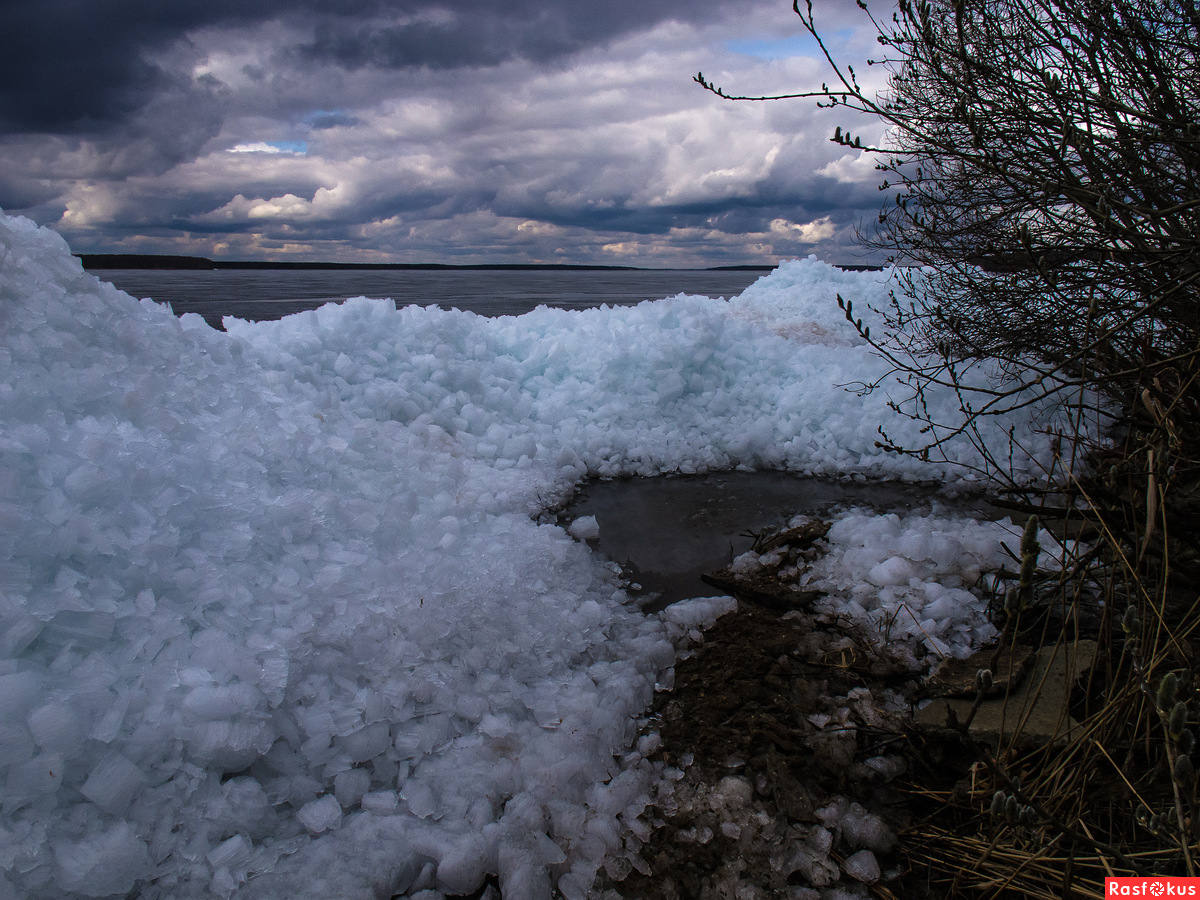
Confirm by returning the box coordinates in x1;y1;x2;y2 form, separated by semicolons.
75;253;881;273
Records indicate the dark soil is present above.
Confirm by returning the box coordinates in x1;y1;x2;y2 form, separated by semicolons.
596;595;918;899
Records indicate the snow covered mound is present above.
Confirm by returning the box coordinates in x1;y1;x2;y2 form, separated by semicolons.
0;211;1056;898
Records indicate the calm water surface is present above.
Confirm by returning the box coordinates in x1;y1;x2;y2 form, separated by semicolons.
560;472;995;610
95;268;770;328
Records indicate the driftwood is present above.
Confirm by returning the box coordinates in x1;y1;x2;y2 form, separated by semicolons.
700;571;823;611
701;518;831;611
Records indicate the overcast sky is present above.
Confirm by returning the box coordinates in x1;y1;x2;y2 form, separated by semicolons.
0;0;891;266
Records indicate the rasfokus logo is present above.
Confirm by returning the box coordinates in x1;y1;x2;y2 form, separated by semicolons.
1106;877;1200;896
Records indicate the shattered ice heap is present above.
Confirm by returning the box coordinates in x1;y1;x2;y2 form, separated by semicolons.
0;211;1062;898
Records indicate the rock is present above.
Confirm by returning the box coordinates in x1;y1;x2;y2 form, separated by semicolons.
925;643;1035;699
916;639;1098;745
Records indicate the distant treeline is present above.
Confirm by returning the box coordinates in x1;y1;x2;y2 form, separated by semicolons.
76;253;641;272
76;253;881;273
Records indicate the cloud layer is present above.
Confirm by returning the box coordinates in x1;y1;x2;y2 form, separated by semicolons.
0;0;891;265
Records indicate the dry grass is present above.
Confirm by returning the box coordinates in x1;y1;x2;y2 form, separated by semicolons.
894;383;1200;896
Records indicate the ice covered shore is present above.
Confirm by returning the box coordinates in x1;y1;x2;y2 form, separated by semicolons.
1;211;1055;897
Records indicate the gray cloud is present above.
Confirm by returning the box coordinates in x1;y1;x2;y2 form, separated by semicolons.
293;0;740;71
0;0;238;134
307;111;361;130
0;0;892;265
2;0;751;134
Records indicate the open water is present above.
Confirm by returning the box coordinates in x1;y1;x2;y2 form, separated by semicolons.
559;471;999;611
93;267;770;328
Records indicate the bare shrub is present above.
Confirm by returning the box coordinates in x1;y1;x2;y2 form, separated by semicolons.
698;0;1200;889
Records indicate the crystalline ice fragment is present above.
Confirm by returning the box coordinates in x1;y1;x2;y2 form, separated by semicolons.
41;610;115;648
80;751;145;815
842;848;881;884
401;780;437;819
54;822;151;897
338;722;390;762
333;768;371;808
206;834;253;870
297;795;342;834
566;516;599;541
27;700;82;753
0;671;42;720
437;835;490;895
361;790;399;814
6;752;64;806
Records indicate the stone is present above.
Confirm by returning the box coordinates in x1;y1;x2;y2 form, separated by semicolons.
924;643;1035;699
916;639;1098;745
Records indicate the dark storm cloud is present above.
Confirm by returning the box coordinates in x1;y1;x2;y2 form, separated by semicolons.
0;173;60;210
306;111;361;130
0;0;232;133
0;0;751;134
295;0;736;70
0;0;891;265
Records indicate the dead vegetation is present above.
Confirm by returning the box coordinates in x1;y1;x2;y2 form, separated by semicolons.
595;391;1199;897
688;0;1200;891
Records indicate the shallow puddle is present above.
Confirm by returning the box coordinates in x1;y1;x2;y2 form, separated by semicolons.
559;470;1000;610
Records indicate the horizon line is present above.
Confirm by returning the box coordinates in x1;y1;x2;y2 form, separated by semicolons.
75;252;883;273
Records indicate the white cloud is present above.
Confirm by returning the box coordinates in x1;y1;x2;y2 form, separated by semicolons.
58;185;122;228
227;142;287;154
227;142;307;155
199;183;351;223
516;220;562;236
770;215;837;243
817;151;879;185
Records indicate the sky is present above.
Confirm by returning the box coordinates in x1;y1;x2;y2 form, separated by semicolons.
0;0;892;267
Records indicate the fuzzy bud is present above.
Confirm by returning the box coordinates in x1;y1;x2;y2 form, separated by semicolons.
1178;729;1195;755
1174;754;1195;784
1170;700;1189;738
990;791;1006;816
1020;514;1040;557
1017;515;1039;600
977;669;994;692
1004;795;1020;823
1158;672;1180;712
1004;588;1022;616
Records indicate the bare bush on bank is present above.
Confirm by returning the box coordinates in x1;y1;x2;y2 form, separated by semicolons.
699;0;1200;892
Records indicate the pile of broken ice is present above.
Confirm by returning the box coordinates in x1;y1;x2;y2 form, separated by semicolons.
0;211;1065;897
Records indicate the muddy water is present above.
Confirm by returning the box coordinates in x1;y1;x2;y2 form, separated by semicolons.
559;471;1001;610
